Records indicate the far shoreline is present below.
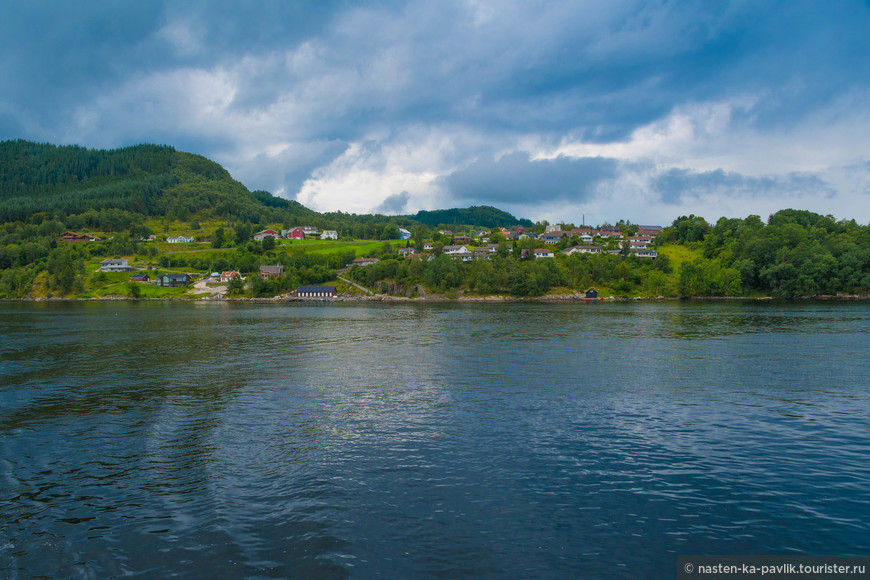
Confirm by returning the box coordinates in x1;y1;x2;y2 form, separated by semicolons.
5;293;870;304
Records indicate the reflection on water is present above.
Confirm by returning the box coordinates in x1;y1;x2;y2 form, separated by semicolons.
1;301;869;578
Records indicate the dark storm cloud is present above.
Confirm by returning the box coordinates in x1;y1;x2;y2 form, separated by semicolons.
652;168;836;205
1;0;868;216
5;1;869;146
376;191;410;214
444;152;618;205
0;1;353;140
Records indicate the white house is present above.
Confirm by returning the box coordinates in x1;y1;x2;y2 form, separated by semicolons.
167;236;194;243
100;258;133;272
443;245;469;255
533;248;554;259
561;245;600;255
320;230;338;240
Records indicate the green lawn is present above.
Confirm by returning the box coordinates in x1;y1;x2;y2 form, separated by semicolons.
87;281;191;299
293;240;404;256
657;243;702;269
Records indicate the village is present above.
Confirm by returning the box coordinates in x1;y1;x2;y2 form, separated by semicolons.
86;222;664;300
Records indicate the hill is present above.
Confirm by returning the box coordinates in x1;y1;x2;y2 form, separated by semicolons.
0;140;319;225
0;141;534;234
412;206;533;228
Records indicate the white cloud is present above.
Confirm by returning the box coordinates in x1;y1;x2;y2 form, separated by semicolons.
296;141;442;214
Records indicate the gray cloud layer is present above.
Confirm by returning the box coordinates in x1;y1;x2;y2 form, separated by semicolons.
2;1;869;222
652;168;837;205
444;153;618;205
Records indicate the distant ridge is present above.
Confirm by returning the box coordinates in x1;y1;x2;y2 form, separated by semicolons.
412;206;533;228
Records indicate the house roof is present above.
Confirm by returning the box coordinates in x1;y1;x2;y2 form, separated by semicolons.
259;265;283;274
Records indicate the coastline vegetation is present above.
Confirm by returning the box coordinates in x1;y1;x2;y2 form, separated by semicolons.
1;140;869;300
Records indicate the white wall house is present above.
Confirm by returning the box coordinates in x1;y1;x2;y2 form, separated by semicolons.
101;259;133;272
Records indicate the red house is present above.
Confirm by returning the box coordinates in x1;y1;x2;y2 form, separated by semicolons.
284;227;305;239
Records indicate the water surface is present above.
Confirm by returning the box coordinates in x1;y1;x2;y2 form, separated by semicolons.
1;301;869;578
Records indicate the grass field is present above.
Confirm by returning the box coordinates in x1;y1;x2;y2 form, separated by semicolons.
657;243;702;270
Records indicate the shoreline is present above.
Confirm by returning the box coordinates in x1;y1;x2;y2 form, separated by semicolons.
5;293;870;303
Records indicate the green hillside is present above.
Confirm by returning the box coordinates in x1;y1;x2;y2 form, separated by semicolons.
2;140;867;301
412;206;533;228
0;140;319;225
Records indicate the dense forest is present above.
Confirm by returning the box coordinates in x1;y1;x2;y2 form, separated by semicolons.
663;210;870;297
411;206;533;228
1;140;868;299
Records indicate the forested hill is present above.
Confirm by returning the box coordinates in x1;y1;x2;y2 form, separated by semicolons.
412;206;533;228
0;140;319;225
0;141;537;235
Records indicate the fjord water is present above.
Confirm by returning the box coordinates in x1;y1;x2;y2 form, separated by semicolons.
1;301;868;579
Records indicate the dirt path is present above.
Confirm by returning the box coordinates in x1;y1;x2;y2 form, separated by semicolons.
337;275;373;295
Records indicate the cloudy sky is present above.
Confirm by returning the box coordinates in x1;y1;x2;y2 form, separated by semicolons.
2;1;870;225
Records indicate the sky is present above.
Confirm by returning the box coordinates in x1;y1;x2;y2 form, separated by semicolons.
2;0;870;226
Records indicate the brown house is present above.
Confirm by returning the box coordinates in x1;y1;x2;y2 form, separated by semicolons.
58;231;100;242
259;265;284;279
